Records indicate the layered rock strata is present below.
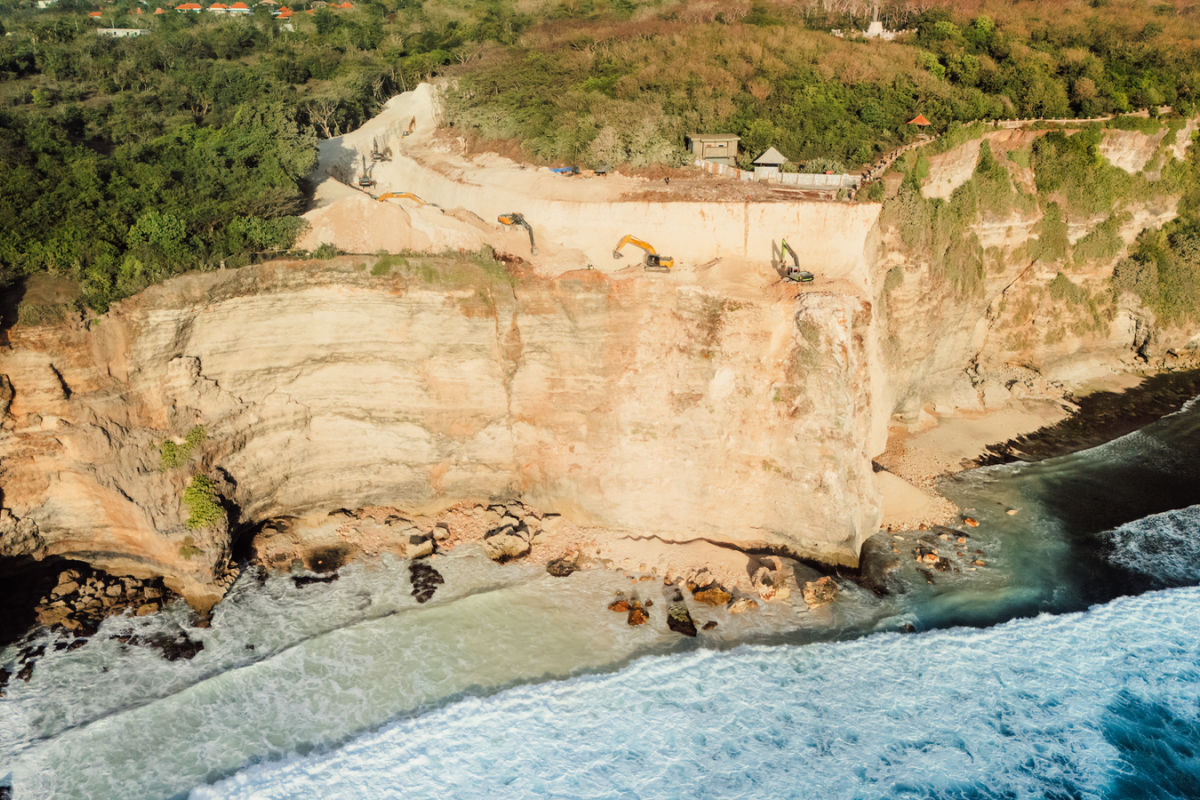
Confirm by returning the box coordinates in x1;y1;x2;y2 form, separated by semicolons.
0;259;880;610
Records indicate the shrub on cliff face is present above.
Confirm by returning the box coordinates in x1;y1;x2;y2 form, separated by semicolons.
1032;128;1138;218
1074;213;1128;266
1113;222;1200;326
183;475;226;530
160;426;207;470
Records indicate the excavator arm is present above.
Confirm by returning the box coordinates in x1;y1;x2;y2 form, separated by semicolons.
356;154;376;189
781;238;799;270
377;192;425;206
498;213;536;254
612;235;673;270
779;238;814;283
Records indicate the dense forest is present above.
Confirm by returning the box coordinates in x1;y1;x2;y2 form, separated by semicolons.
1;0;1199;310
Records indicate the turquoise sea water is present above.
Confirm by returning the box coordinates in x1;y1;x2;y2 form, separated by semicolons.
2;402;1199;799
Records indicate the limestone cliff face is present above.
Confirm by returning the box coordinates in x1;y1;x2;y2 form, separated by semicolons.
0;260;880;606
4;119;1196;612
872;122;1199;422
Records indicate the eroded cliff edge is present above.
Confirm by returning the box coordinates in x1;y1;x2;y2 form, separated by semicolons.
0;257;881;609
3;113;1199;618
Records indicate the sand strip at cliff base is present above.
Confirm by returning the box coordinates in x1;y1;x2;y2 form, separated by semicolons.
875;470;957;531
878;399;1072;491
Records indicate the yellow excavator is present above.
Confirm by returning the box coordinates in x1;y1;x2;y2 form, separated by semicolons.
402;116;416;137
498;213;536;254
377;192;425;206
612;235;673;271
779;238;814;283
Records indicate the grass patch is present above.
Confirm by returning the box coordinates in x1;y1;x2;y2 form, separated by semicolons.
1007;147;1032;169
183;474;226;530
377;247;516;292
883;266;904;293
178;535;202;560
160;426;207;470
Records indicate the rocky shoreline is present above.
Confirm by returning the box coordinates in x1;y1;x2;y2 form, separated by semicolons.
975;368;1200;466
5;365;1197;663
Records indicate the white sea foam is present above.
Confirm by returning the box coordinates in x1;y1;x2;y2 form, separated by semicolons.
2;548;828;800
1103;504;1200;585
188;586;1200;800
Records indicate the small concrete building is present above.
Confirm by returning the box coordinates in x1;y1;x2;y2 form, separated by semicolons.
686;134;740;166
753;147;788;181
97;27;149;36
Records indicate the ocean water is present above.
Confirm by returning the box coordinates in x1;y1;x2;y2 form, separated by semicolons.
2;401;1199;799
194;587;1200;800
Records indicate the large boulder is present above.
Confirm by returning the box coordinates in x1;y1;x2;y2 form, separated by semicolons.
667;603;697;637
802;576;839;607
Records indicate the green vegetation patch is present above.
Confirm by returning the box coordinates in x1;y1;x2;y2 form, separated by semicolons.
1073;213;1128;266
1032;128;1140;217
178;535;202;560
160;425;207;470
1030;203;1070;264
183;474;226;530
882;141;1029;298
1113;221;1200;326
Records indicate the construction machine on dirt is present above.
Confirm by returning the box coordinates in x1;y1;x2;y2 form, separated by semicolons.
403;116;415;137
356;154;376;189
612;235;673;271
779;238;814;282
377;192;425;206
370;137;390;162
498;213;536;254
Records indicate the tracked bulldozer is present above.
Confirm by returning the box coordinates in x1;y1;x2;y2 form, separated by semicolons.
612;235;673;271
498;213;536;254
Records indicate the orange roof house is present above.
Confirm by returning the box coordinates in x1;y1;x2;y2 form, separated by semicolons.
88;10;102;15
154;7;166;12
907;114;931;127
208;2;228;10
228;1;250;10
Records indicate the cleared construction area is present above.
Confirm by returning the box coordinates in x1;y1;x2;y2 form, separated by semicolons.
297;83;880;296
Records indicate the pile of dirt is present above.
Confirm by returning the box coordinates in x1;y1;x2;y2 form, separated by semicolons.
297;180;494;255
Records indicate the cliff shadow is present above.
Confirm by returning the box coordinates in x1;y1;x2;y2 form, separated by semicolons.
0;274;83;347
0;277;28;346
0;555;92;648
312;137;380;205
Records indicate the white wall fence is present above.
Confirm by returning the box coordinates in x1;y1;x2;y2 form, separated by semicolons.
693;159;861;190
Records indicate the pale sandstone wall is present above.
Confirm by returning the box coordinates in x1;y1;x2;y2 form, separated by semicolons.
0;262;880;607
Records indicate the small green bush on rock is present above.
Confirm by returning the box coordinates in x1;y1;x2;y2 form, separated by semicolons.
160;426;207;470
183;475;226;530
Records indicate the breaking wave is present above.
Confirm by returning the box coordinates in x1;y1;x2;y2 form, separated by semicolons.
1103;504;1200;586
193;587;1200;800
